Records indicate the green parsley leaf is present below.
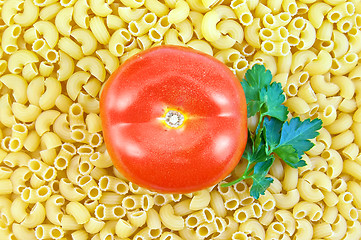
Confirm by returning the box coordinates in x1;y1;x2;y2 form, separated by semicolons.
242;137;268;165
263;117;283;151
273;145;300;165
250;156;274;199
275;117;323;156
222;64;323;200
247;100;262;117
259;82;288;121
241;64;272;117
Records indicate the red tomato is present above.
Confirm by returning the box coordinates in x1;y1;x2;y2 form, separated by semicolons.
100;45;247;193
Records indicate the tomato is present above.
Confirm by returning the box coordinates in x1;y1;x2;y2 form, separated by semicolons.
100;45;247;193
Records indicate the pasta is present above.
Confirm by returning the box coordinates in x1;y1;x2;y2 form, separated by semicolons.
0;0;360;239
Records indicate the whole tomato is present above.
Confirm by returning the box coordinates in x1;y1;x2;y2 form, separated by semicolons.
100;45;247;193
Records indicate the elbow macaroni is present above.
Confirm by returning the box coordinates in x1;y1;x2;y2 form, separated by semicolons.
0;0;360;239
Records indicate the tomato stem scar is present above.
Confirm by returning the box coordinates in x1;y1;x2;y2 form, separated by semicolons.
163;109;186;129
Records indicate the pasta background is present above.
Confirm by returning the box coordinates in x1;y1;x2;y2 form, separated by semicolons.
0;0;361;239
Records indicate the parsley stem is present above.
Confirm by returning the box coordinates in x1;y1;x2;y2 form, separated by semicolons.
221;162;254;188
221;176;246;187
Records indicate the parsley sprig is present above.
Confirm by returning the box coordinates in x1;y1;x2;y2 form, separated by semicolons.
222;64;322;199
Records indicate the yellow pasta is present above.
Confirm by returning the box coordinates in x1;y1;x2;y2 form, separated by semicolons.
0;0;360;239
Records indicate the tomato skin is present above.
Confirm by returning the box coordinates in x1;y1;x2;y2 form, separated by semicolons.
100;45;247;193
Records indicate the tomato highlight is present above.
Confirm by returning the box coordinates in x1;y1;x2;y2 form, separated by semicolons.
100;46;248;193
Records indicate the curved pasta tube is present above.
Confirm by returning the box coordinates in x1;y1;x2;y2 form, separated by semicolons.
39;62;53;77
298;171;331;202
129;13;157;37
66;201;91;224
137;35;153;50
74;0;90;29
39;77;62;110
202;5;236;42
231;1;253;26
331;76;355;100
13;0;39;27
0;95;16;128
27;77;45;108
294;219;313;240
84;218;106;235
187;40;213;56
337;192;358;221
59;178;86;201
310;75;339;96
76;57;105;82
322;149;343;180
115;219;137;238
168;0;189;24
343;220;361;240
253;53;276;77
239;219;265;239
290;50;317;73
90;16;110;44
66;71;91;101
293;201;323;221
327;2;354;22
108;28;131;56
164;29;186;46
55;7;73;36
127;210;147;227
274;210;296;235
149;15;171;42
96;49;119;74
265;222;285;239
304;50;332;75
35;110;61;136
159;204;184;230
1;0;24;25
89;0;112;17
174;19;193;43
331;30;349;58
1;24;20;54
22;62;39;81
34;21;59;48
144;0;169;17
58;37;84;60
11;197;29;223
32;39;59;63
45;195;65;225
10;166;32;194
57;50;75;81
308;2;332;29
21;202;46;228
12;103;42;123
298;20;316;50
190;190;211;210
331;52;358;76
214;48;241;64
8;50;39;74
326;214;347;240
53;113;73;143
349;27;361;53
244;18;261;48
78;92;100;114
118;7;147;23
0;197;13;228
273;189;300;209
0;74;28;104
38;2;62;20
71;29;97;55
216;19;244;46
